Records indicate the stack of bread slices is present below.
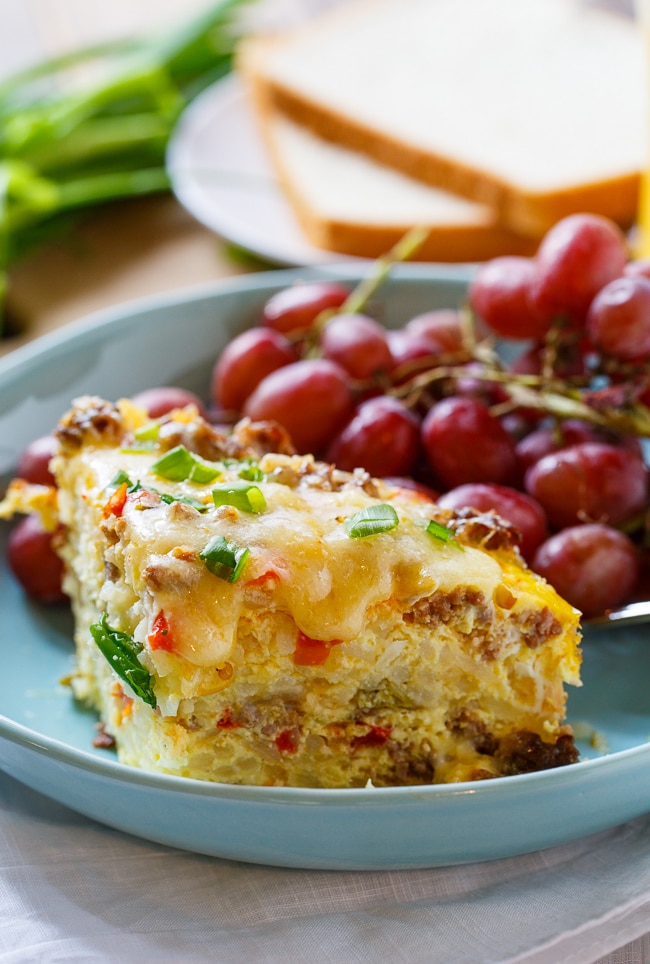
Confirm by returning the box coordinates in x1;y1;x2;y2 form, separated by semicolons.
237;0;646;262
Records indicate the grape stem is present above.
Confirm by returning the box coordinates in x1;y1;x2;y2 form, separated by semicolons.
340;226;430;316
390;354;650;437
298;226;431;355
503;382;650;436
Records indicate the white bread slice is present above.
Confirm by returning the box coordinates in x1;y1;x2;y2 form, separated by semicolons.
238;0;646;239
256;106;536;261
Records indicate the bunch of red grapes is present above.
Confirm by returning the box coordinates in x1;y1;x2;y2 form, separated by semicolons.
8;213;650;619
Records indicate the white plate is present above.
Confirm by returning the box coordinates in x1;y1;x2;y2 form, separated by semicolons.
1;266;649;870
166;74;361;266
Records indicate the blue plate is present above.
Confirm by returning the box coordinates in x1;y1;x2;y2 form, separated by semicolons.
1;266;649;870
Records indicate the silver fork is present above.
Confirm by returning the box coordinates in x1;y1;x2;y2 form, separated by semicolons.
585;600;650;628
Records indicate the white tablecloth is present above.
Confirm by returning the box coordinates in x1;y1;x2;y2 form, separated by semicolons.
2;771;650;963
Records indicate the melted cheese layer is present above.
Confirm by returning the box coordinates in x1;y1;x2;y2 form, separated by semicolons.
79;446;521;667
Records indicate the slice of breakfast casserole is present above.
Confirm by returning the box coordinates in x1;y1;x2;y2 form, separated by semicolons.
3;396;582;787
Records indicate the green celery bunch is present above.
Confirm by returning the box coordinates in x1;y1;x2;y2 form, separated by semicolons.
0;0;250;333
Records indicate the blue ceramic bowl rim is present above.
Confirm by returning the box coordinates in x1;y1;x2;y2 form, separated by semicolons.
0;263;476;384
2;263;647;813
2;710;650;805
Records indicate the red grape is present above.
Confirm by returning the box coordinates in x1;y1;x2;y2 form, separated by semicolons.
532;524;639;618
386;330;437;383
524;442;648;529
421;396;519;488
7;515;66;603
262;282;350;335
500;412;539;442
382;477;439;502
586;276;650;361
623;258;650;281
452;361;509;407
437;483;548;561
16;435;57;487
131;386;208;419
320;314;393;380
405;310;465;353
528;213;628;327
469;256;549;340
243;359;354;453
629;547;650;602
326;396;420;477
211;327;297;413
515;420;604;473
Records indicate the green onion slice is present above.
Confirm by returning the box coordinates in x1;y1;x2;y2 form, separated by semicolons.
150;445;221;484
120;421;161;453
344;504;399;538
211;480;266;513
237;462;264;482
121;444;156;454
158;491;208;513
222;457;264;482
106;469;133;490
425;519;457;544
200;535;249;582
134;421;160;442
90;614;156;708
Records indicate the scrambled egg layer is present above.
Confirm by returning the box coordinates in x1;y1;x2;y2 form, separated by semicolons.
7;396;582;787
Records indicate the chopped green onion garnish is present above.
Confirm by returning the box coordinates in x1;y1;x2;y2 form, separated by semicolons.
150;445;194;480
211;480;266;513
238;462;263;482
150;445;221;483
188;461;222;484
134;421;160;442
121;421;160;453
425;519;457;544
222;457;264;482
120;441;157;453
200;535;249;582
158;491;208;513
344;504;399;538
106;469;133;490
90;614;156;708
